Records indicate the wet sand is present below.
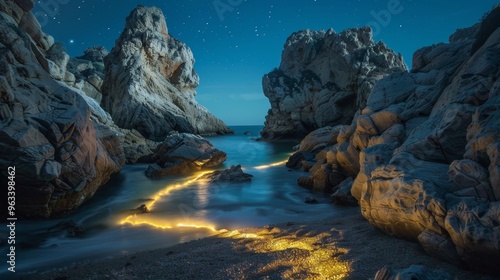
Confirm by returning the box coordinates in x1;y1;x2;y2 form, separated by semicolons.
21;208;497;280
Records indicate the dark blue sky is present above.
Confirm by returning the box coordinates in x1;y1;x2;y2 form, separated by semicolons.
34;0;498;125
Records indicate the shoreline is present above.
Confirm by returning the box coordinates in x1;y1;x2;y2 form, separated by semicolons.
20;209;496;280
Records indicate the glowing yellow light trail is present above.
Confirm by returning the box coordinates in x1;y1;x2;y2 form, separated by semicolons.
120;158;294;232
254;160;289;170
119;171;222;232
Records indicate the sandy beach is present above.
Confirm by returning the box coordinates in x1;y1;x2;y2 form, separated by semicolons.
22;208;496;280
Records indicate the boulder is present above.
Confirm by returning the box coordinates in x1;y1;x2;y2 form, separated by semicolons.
351;143;398;200
260;27;407;140
335;142;360;177
304;197;318;204
101;6;232;141
46;220;86;239
145;133;226;177
445;196;500;275
331;177;357;206
417;230;462;266
397;103;475;164
359;152;450;241
286;151;316;170
367;124;406;147
297;126;341;152
374;265;452;280
297;176;314;189
309;164;345;193
201;165;253;184
130;204;150;214
448;159;494;200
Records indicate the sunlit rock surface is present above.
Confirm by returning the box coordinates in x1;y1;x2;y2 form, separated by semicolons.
0;3;125;218
102;6;232;141
146;133;227;178
260;27;407;140
288;6;500;275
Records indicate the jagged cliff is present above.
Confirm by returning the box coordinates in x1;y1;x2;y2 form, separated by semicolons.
289;6;500;275
0;3;230;217
260;27;407;140
101;6;232;141
0;1;125;218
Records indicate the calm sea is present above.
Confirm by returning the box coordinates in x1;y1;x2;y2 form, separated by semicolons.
1;126;348;276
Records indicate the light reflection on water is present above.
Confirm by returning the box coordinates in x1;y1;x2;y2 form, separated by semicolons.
2;126;347;275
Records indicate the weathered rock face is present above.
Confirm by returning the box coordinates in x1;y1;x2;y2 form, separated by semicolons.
80;46;108;62
65;46;160;164
374;265;452;280
66;46;108;103
0;4;125;218
357;8;500;274
288;5;500;275
260;27;407;140
102;6;232;141
118;128;157;163
201;165;253;184
145;133;226;178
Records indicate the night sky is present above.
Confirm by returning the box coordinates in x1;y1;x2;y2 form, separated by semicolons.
34;0;498;125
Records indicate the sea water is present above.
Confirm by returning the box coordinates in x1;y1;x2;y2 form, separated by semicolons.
0;126;349;275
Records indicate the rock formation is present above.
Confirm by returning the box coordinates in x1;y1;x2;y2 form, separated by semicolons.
201;165;253;184
260;27;407;140
65;47;160;164
146;133;226;178
374;265;452;280
0;2;125;218
101;6;232;141
287;5;500;275
66;46;108;103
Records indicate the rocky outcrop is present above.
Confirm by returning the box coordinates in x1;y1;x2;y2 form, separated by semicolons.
260;27;407;140
6;4;76;87
0;3;125;218
101;6;232;141
288;5;500;275
374;265;452;280
118;128;157;163
66;47;159;164
66;46;108;103
145;133;226;178
201;165;253;184
79;46;108;62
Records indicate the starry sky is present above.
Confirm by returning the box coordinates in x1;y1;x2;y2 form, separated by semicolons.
34;0;498;125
